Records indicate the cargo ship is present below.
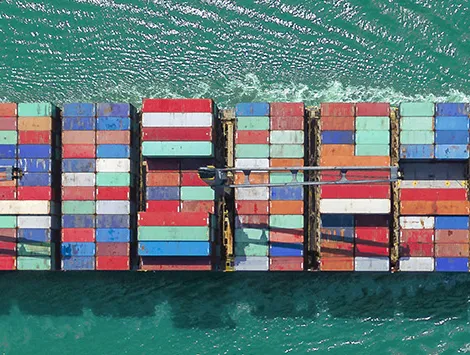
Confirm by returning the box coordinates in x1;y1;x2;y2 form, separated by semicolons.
0;99;468;272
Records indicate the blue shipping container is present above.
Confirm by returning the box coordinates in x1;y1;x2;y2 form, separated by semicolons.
321;214;355;228
96;215;130;229
435;131;469;144
0;159;15;167
62;215;95;228
435;103;470;117
17;229;51;242
17;145;51;159
63;103;96;117
17;158;51;173
96;228;130;243
97;103;132;117
61;242;96;257
146;186;180;201
270;243;303;257
0;145;16;159
62;159;96;173
400;144;434;159
321;131;355;145
62;256;95;270
235;102;270;117
434;216;469;230
62;117;95;131
96;145;130;158
270;186;304;200
97;117;131;131
435;257;468;272
320;227;355;242
138;241;210;256
435;145;469;160
435;116;469;131
19;173;51;186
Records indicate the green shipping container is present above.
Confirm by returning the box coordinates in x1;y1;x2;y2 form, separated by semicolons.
400;116;434;131
62;201;95;214
270;131;304;144
96;172;131;187
400;130;434;144
235;228;270;242
18;103;55;117
355;131;390;145
17;256;51;270
0;131;17;144
180;186;215;201
235;242;269;257
270;172;304;183
235;144;270;158
400;102;435;117
0;216;17;228
269;215;303;229
270;144;304;158
355;116;390;131
142;142;213;157
355;144;390;156
17;243;51;256
138;226;209;241
236;116;270;131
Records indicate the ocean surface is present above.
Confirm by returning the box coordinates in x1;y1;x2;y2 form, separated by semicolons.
1;0;470;353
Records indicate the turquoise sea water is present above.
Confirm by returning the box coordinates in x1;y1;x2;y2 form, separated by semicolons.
1;0;470;353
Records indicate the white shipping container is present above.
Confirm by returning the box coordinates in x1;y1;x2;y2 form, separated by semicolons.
270;130;304;144
399;257;434;272
235;187;269;200
96;201;131;215
0;201;51;215
234;256;269;271
398;180;466;189
96;159;130;172
354;257;389;271
142;112;213;127
62;173;95;187
17;216;58;229
319;199;390;214
399;216;435;229
234;158;269;169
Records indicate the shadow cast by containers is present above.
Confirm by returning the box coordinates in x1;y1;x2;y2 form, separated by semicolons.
0;272;469;328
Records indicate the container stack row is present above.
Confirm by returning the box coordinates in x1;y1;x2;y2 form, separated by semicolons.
138;99;216;270
319;103;391;271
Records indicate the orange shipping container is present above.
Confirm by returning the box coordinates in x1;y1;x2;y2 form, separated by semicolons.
400;201;469;215
320;240;354;257
0;180;16;187
146;172;180;186
17;117;52;131
269;200;304;214
321;156;390;167
234;172;269;185
0;103;17;116
434;244;469;257
320;257;354;271
321;116;355;131
62;131;95;145
269;230;304;244
321;144;354;157
270;158;304;167
435;230;469;244
180;201;215;213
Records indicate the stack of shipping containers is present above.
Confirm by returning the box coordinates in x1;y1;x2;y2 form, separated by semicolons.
319;103;391;271
138;99;215;270
399;102;469;272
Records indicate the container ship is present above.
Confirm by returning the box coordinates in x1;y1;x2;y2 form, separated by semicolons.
0;99;468;272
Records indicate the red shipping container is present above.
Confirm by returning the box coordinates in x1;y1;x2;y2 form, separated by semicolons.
146;200;180;212
139;256;212;271
399;243;434;257
321;185;390;199
0;187;15;200
320;257;354;271
320;240;354;257
0;117;17;130
355;214;390;227
356;102;390;117
435;243;469;257
0;256;16;270
96;256;130;270
145;159;180;171
142;127;212;141
270;102;304;117
0;103;17;116
180;201;214;213
96;131;130;145
62;144;95;159
61;186;95;201
61;228;95;242
321;116;355;131
269;230;304;244
0;228;16;256
269;257;303;271
400;229;434;244
235;214;269;229
62;131;95;145
270;115;304;130
400;188;467;201
235;131;269;144
321;103;355;117
18;131;51;145
96;186;130;200
146;172;180;186
143;98;214;113
355;227;389;242
138;212;208;226
17;187;52;200
96;243;129;256
235;201;269;215
355;244;389;257
181;172;206;186
435;229;469;244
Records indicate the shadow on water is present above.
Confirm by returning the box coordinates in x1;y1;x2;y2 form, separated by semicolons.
0;272;469;328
